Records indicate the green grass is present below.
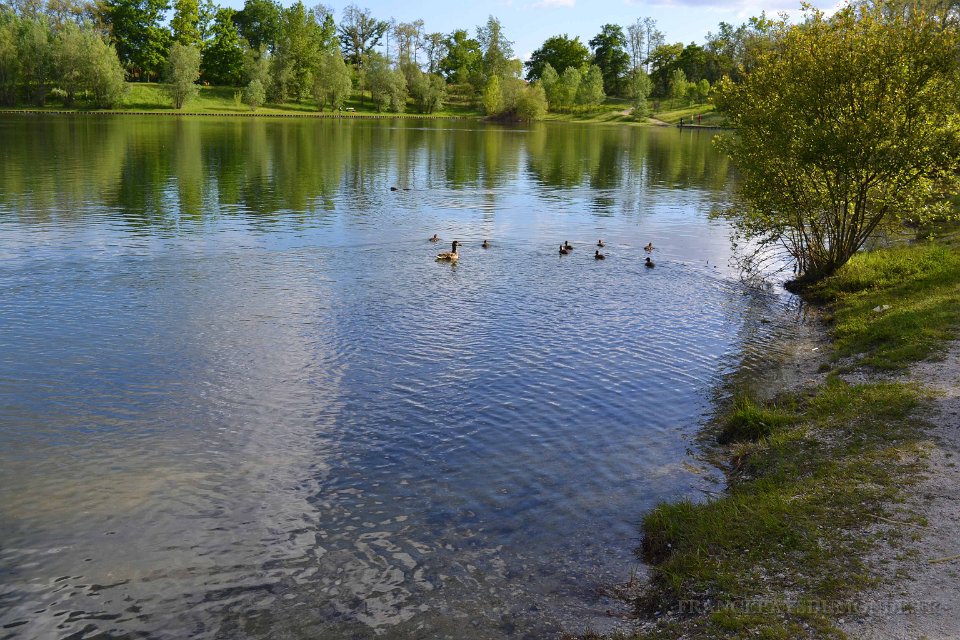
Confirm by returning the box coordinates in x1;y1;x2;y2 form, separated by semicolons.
651;103;723;126
812;244;960;369
716;396;796;445
633;378;927;639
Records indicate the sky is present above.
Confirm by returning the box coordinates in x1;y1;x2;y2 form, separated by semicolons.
217;0;840;63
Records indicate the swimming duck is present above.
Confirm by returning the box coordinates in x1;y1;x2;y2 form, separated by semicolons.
597;239;605;247
644;242;654;252
564;241;574;251
595;250;606;260
390;186;399;192
645;256;655;268
482;239;490;249
559;244;570;255
429;234;440;242
437;241;460;261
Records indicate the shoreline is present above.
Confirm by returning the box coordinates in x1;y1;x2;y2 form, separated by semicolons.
604;242;960;639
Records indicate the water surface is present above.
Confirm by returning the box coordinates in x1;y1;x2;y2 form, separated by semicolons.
0;116;799;639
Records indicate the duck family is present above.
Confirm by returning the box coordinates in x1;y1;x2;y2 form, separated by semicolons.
429;235;657;266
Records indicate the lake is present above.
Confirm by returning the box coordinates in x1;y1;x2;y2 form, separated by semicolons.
0;115;801;639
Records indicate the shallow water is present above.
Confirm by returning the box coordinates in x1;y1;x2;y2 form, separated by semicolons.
0;116;801;639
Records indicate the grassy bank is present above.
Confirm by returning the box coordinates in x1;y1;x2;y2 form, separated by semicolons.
2;82;717;126
606;242;960;639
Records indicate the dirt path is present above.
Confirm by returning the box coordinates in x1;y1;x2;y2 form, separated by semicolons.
842;343;960;639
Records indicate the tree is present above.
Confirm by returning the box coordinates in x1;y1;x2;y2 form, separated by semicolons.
476;15;512;78
408;68;445;113
524;34;589;81
243;76;264;109
589;24;629;96
338;3;388;68
366;52;405;111
513;80;546;121
201;7;244;85
668;68;688;101
269;0;325;101
481;73;500;114
631;70;652;116
576;64;604;107
626;18;644;74
103;0;171;80
18;15;53;104
540;62;559;108
312;47;351;110
423;31;444;74
714;3;960;287
555;65;580;111
171;0;201;47
232;0;280;52
0;11;19;105
438;28;481;84
164;41;200;108
647;41;682;97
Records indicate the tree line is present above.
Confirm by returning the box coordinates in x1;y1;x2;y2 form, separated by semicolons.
0;0;789;118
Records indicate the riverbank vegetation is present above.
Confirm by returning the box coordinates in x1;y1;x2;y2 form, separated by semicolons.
604;239;960;639
0;0;770;120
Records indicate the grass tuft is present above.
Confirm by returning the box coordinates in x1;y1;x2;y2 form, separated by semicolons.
717;396;796;444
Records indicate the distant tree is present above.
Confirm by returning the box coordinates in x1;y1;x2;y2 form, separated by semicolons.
408;68;445;113
631;70;652;115
513;80;546;121
647;41;682;97
423;31;445;74
312;47;351;110
270;1;331;102
54;20;127;106
668;67;689;101
366;52;406;111
589;24;629;96
539;62;559;108
481;73;501;114
18;16;53;104
524;34;589;81
576;64;604;107
626;18;645;73
201;7;244;85
338;3;388;68
694;77;709;103
715;4;960;285
103;0;171;81
243;76;264;109
439;28;481;84
476;15;512;78
0;12;19;105
232;0;280;52
555;65;580;111
170;0;201;47
164;41;200;108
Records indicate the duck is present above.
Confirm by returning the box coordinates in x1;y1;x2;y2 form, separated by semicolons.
482;239;490;249
645;256;655;268
429;234;440;242
595;250;606;260
644;242;654;252
559;244;570;255
564;241;574;251
437;241;460;261
597;239;605;247
390;186;399;192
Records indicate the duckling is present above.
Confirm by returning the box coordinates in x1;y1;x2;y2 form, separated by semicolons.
644;242;654;252
597;239;605;247
564;240;574;251
437;241;460;261
482;239;490;249
595;250;606;260
645;256;655;268
559;244;570;255
429;234;441;242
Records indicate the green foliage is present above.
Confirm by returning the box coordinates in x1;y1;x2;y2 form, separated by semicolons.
668;67;688;101
630;70;653;115
481;73;501;115
312;48;351;111
269;0;327;102
813;244;960;369
201;7;244;85
232;0;280;53
554;65;580;111
18;16;53;105
170;0;201;46
409;69;445;114
589;23;629;96
715;4;960;285
0;11;18;105
337;3;388;69
524;34;589;81
366;53;406;112
512;80;547;121
539;62;559;107
438;28;481;84
717;396;795;444
164;41;200;108
640;378;926;637
576;64;604;107
53;20;127;107
104;0;171;81
243;76;264;110
476;14;512;79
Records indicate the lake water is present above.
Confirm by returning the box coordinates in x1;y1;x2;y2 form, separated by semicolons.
0;115;801;639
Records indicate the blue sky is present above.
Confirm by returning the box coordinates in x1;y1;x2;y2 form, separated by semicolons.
217;0;838;62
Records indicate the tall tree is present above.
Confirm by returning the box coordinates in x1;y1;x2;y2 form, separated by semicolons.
715;3;960;286
524;34;589;81
171;0;201;46
576;64;604;106
589;24;629;96
476;15;512;78
232;0;280;53
312;47;351;110
201;6;243;84
423;31;444;74
438;28;480;84
164;41;200;107
626;18;644;73
103;0;171;80
337;3;387;68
